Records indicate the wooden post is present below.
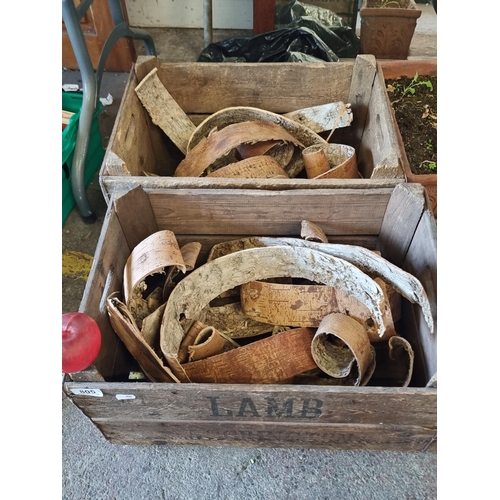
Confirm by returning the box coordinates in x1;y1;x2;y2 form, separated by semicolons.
253;0;275;34
203;0;213;47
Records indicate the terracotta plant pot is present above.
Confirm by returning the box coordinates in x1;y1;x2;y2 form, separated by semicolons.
360;0;422;60
381;59;437;219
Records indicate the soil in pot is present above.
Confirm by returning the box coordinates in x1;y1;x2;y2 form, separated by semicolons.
386;74;437;175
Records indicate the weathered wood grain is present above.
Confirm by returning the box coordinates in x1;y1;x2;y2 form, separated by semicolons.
148;188;391;236
113;185;158;251
93;420;437;452
65;382;436;427
155;62;353;114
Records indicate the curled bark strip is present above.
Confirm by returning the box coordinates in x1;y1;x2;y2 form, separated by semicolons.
106;295;179;383
207;156;288;179
207;237;434;334
186;326;227;362
123;230;185;326
302;146;330;178
371;336;414;387
240;280;396;342
311;313;372;386
182;327;317;384
301;220;328;243
175;121;304;178
160;246;386;380
187;106;327;153
301;143;358;180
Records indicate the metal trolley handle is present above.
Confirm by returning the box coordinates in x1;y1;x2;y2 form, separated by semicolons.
62;0;156;222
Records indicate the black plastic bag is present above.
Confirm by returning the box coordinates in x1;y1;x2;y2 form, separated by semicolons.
198;26;339;63
198;1;359;63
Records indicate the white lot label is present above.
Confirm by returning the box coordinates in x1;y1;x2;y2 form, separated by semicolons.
116;394;136;400
70;388;103;397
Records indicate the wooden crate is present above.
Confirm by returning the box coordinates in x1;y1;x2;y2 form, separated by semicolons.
63;183;437;452
99;55;404;202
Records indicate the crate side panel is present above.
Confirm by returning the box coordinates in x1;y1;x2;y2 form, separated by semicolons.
148;188;392;236
105;70;180;178
66;383;436;427
93;420;437;452
402;210;437;380
155;62;353;114
79;210;134;381
357;64;403;179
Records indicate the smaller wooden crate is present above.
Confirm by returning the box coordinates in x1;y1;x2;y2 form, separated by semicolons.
63;183;437;452
99;55;404;202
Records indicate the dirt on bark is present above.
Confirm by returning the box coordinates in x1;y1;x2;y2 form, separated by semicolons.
386;75;437;175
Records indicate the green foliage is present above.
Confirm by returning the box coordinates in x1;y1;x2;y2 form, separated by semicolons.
419;160;437;172
401;72;434;98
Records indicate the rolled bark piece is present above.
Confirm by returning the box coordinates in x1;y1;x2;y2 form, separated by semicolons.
302;145;330;178
301;143;358;179
301;220;328;243
371;336;414;387
207;156;288;179
207;237;434;334
311;313;372;386
175;121;304;178
186;326;227;362
123;230;185;326
160;245;386;382
240;279;396;342
182;327;317;384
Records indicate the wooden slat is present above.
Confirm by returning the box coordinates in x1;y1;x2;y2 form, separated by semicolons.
113;186;158;251
92;420;437;452
346;55;377;153
357;63;403;179
79;210;133;381
402;209;437;380
377;183;426;267
155;62;353;114
147;188;392;236
65;383;436;427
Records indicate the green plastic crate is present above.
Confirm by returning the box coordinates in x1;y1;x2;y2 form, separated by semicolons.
62;91;104;226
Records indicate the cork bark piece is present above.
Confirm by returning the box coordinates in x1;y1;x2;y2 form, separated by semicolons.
186;106;329;177
134;67;195;155
207;237;434;334
240;279;396;342
207;156;288;179
302;143;358;179
311;313;373;386
174;121;304;178
160;245;386;382
181;327;317;384
123;230;186;327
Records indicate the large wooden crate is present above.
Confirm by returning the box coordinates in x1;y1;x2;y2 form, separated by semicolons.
99;55;404;202
63;183;437;452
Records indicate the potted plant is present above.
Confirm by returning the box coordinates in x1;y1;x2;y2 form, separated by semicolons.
382;59;437;218
360;0;422;60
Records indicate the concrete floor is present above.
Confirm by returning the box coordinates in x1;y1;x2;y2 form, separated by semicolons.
62;5;437;499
